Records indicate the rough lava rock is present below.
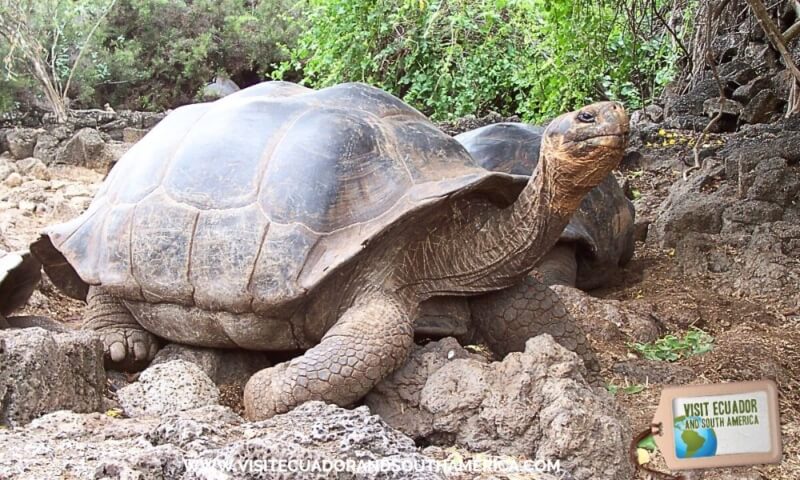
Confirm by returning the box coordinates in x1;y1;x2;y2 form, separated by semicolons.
0;402;465;480
117;360;220;417
55;127;117;169
550;285;661;343
652;134;799;302
151;343;271;386
653;158;735;248
32;132;60;164
0;327;106;426
740;90;783;124
6;128;40;160
365;335;633;480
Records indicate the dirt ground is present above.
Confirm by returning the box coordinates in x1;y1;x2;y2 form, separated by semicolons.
2;132;798;479
604;140;800;480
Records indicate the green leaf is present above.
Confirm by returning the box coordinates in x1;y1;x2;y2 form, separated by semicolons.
638;434;658;452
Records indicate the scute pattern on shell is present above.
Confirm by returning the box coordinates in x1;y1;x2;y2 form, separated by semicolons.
42;82;522;312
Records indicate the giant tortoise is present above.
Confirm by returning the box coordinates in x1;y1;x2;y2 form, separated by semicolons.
31;82;629;419
416;122;635;353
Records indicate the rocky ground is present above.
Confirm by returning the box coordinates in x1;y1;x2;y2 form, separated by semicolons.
1;87;799;478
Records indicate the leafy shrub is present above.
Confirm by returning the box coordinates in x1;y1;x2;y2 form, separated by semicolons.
0;0;116;116
280;0;687;121
629;328;714;362
98;0;299;109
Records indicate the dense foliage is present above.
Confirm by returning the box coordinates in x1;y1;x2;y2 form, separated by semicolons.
2;0;689;119
1;0;297;111
99;0;298;109
0;0;117;114
281;0;688;121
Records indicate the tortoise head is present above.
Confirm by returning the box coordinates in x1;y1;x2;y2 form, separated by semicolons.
541;101;629;197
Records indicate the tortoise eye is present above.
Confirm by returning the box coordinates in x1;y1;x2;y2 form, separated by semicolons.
577;111;595;123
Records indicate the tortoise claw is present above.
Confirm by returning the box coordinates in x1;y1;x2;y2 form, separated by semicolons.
98;326;160;372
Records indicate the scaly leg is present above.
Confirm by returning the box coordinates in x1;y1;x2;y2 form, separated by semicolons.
244;291;414;420
470;275;600;380
83;286;160;371
535;243;578;286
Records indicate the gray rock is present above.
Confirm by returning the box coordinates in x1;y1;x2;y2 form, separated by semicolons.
732;75;773;104
0;159;16;182
631;104;664;127
551;285;661;343
722;130;800;182
200;76;241;101
3;315;69;332
0;327;105;426
31;132;59;164
666;79;720;117
15;157;50;180
366;335;632;480
0;403;457;480
643;104;664;123
748;158;800;206
717;60;756;86
2;171;21;188
773;69;795;101
122;127;149;143
55;127;116;169
738;41;777;68
675;225;800;301
117;360;220;417
6;128;39;160
722;200;784;231
740;90;783;124
653;159;735;248
703;97;743;117
711;33;746;63
663;114;707;130
151;343;271;386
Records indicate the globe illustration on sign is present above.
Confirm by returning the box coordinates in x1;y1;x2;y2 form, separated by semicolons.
674;416;718;458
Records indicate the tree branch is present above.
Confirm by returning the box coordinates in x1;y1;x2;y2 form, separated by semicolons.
651;0;692;73
745;0;800;116
784;21;800;44
62;0;118;106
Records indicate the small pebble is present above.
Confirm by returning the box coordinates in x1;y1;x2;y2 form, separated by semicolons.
4;172;22;188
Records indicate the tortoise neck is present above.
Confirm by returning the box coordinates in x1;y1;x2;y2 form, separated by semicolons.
473;152;585;287
401;152;586;299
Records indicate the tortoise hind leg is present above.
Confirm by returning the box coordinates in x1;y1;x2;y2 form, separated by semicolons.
469;275;600;382
244;291;414;420
84;286;160;371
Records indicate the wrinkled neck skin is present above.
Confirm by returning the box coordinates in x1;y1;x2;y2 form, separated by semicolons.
395;151;595;300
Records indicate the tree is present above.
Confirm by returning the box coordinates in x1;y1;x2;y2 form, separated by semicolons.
0;0;116;122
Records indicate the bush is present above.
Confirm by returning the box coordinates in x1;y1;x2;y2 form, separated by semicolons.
280;0;686;122
0;0;117;117
98;0;299;109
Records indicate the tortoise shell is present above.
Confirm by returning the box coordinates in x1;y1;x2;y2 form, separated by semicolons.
0;251;41;317
38;82;524;312
456;122;635;289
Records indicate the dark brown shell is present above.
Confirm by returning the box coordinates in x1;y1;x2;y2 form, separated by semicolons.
38;82;521;311
455;122;635;289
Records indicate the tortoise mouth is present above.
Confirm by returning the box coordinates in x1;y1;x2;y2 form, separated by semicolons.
585;133;627;148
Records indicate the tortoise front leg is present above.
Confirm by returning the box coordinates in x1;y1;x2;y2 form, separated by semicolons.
244;291;415;420
534;243;578;286
469;275;600;379
83;286;160;371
